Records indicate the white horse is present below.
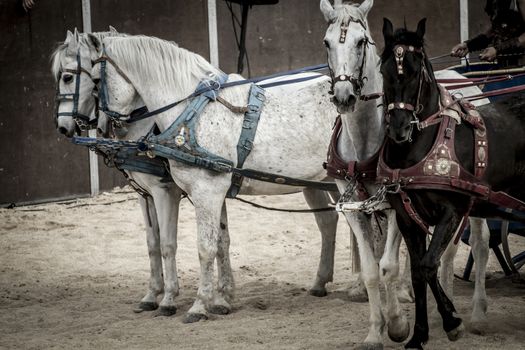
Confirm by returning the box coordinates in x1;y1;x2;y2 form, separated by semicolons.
56;31;343;322
321;1;411;347
52;29;184;316
321;0;491;344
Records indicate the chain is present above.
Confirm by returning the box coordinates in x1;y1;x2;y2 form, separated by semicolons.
337;182;400;214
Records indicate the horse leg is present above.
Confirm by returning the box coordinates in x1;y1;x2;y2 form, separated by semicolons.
152;184;183;316
184;187;226;323
347;229;368;302
302;188;339;297
343;212;384;349
468;217;489;334
422;213;464;342
397;247;414;303
210;201;235;315
379;210;410;343
439;236;459;300
135;195;163;312
396;216;429;350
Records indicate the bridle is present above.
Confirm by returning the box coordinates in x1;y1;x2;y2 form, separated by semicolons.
92;51;148;129
328;16;375;98
55;50;97;130
384;44;433;142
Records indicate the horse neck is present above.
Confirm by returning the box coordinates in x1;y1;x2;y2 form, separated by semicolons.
338;49;385;162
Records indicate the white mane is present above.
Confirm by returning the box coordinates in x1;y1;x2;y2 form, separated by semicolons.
102;35;223;99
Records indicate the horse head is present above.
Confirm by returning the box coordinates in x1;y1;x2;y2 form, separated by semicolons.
380;18;439;143
320;0;374;113
51;27;121;137
51;28;97;137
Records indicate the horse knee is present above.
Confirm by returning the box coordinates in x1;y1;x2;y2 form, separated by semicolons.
379;259;399;282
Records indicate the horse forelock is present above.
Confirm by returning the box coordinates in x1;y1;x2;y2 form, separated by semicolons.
102;35;224;99
333;2;366;25
50;43;68;81
381;28;425;63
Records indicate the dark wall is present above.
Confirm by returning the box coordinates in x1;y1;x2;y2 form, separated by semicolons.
0;0;475;205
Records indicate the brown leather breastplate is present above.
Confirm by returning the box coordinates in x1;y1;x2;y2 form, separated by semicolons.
325;116;379;182
377;107;489;194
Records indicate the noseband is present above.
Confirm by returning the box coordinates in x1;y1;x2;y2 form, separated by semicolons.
328;16;375;98
55;50;96;130
384;44;432;141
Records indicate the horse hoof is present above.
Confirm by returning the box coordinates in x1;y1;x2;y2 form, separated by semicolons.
388;316;410;343
183;313;208;324
155;305;177;317
133;301;158;313
308;288;328;297
355;343;383;350
209;305;231;315
446;322;465;341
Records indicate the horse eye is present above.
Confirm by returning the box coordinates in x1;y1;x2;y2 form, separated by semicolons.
62;74;73;84
323;39;331;49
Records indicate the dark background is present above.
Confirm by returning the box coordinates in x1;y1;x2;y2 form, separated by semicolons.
0;0;489;205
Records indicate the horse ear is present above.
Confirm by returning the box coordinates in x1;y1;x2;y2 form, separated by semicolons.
382;18;394;42
320;0;335;23
416;18;426;39
359;0;374;17
73;27;80;42
109;25;119;34
65;30;73;44
88;33;102;52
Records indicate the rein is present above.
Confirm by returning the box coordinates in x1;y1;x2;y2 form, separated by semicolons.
92;50;330;125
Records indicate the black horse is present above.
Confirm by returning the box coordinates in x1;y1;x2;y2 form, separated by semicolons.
379;18;525;349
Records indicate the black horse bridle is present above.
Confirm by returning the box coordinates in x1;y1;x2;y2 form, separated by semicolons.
92;51;148;128
383;44;433;141
327;16;375;98
54;50;97;130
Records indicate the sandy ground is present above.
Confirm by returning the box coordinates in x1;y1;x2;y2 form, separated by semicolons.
1;187;525;350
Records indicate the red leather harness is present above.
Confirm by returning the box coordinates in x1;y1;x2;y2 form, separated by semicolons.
325;90;525;243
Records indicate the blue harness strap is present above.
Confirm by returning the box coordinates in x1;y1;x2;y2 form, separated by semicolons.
71;136;172;182
140;74;235;172
228;84;266;198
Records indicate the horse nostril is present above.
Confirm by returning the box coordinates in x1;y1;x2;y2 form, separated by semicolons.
97;127;104;136
58;127;68;135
